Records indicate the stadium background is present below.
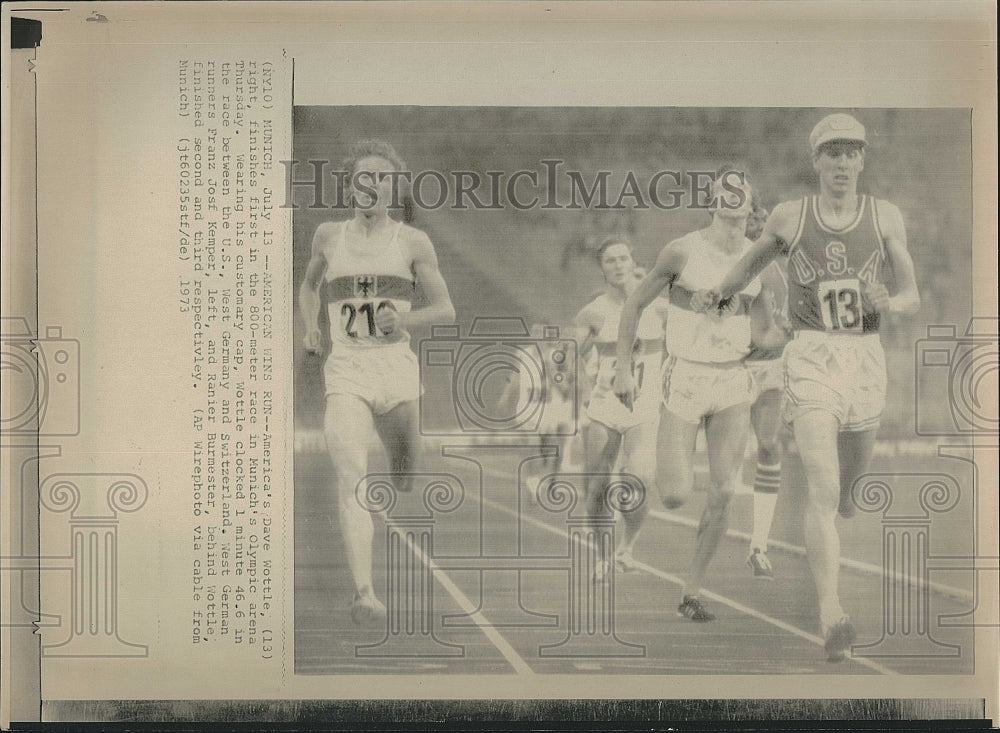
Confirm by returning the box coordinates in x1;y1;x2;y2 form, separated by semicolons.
291;107;972;441
288;107;979;675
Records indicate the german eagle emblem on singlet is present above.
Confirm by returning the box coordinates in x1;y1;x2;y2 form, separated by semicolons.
354;275;378;297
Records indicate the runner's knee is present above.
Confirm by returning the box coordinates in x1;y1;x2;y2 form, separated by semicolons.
338;481;373;519
659;475;693;510
661;494;685;510
328;448;367;485
703;479;736;515
808;482;840;514
632;468;656;508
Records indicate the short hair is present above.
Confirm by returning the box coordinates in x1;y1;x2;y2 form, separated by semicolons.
709;163;760;220
596;234;634;262
340;140;409;209
714;165;770;240
341;139;406;180
712;163;751;202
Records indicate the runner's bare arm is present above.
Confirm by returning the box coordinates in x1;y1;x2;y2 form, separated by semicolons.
867;200;920;315
713;201;798;303
571;303;601;357
614;243;683;407
299;223;331;354
750;263;791;351
495;368;519;412
654;296;672;326
570;306;601;404
377;228;456;334
578;346;598;407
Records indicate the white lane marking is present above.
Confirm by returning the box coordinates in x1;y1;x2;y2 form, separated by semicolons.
400;528;535;676
627;557;896;676
480;466;895;675
647;508;974;603
408;440;971;602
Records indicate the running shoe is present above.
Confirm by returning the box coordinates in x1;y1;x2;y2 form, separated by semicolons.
823;617;857;663
350;586;387;625
615;550;639;574
746;549;774;580
677;595;716;622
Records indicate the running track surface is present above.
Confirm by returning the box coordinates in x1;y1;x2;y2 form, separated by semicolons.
295;443;978;676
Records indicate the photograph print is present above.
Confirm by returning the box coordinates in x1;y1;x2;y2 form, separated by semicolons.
288;106;985;676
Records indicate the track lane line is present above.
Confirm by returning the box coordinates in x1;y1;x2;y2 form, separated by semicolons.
626;557;896;676
480;466;895;675
399;526;535;675
646;508;974;603
426;436;972;602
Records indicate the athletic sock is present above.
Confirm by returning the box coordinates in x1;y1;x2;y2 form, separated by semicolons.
751;461;781;552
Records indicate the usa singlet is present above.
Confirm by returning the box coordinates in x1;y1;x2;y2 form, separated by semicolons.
785;195;887;334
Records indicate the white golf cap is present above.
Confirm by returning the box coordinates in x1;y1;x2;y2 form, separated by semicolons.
809;113;867;151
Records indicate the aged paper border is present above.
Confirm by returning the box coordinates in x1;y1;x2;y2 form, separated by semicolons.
2;0;997;725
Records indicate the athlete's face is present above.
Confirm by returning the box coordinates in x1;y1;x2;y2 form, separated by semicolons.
711;173;753;220
351;155;398;211
599;243;635;287
813;142;865;196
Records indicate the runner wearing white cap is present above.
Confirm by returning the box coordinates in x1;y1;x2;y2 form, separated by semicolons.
693;114;921;661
